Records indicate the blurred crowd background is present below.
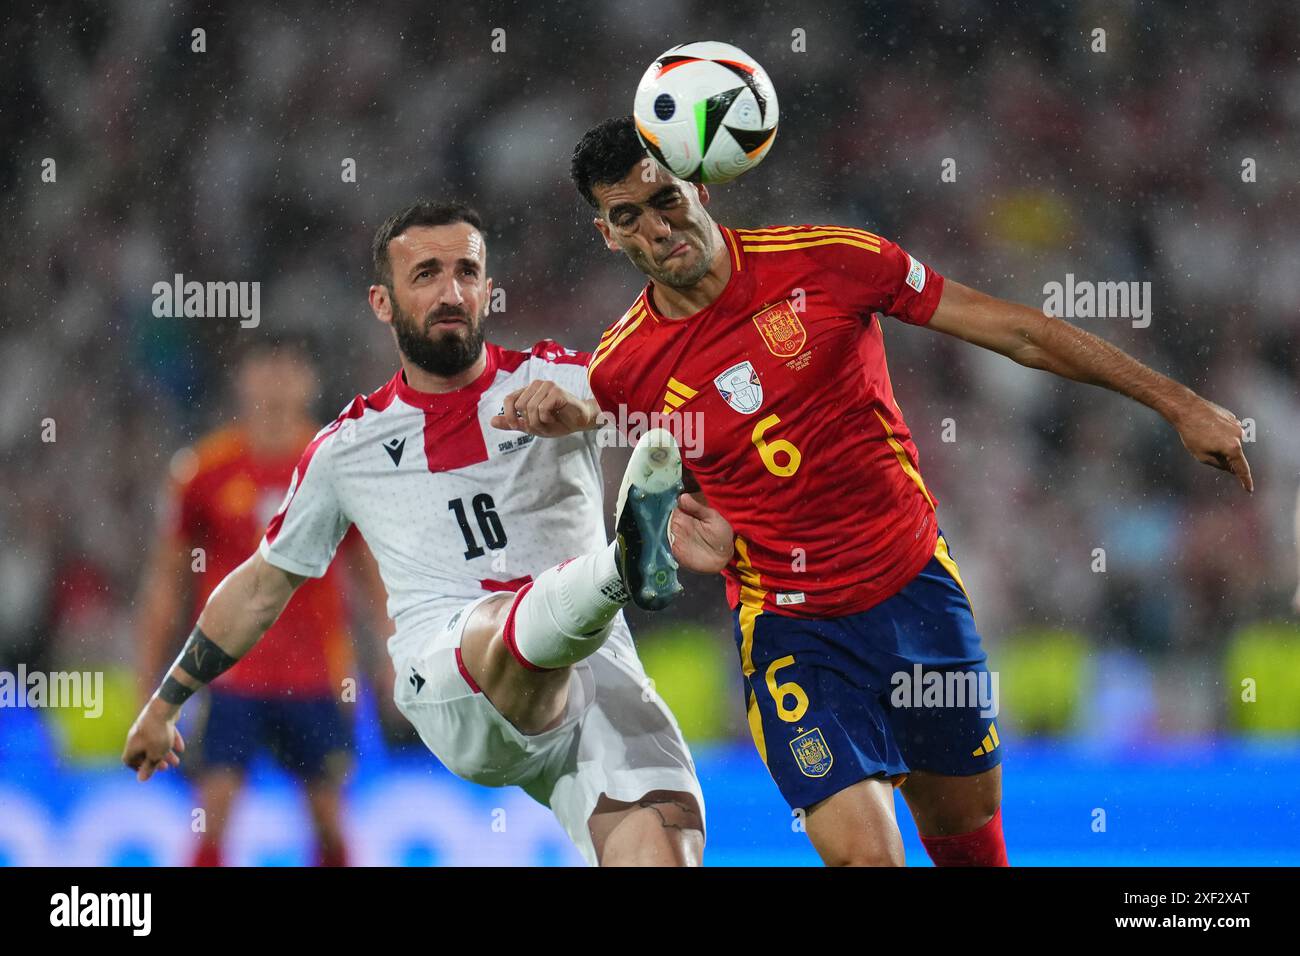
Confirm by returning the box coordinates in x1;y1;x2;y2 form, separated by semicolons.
2;0;1299;770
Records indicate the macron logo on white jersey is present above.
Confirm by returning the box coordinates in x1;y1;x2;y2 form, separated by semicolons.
383;437;406;466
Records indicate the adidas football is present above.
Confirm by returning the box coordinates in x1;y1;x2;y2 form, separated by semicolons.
632;41;779;184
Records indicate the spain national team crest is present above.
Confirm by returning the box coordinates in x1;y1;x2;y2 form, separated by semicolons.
790;727;833;778
713;361;763;415
751;299;807;358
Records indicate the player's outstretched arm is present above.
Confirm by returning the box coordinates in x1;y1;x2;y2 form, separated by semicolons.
122;551;306;781
490;380;600;437
133;527;192;708
927;279;1254;493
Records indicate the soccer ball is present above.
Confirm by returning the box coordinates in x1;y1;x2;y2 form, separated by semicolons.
632;41;779;184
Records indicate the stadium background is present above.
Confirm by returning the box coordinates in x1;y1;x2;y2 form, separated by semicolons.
2;0;1298;865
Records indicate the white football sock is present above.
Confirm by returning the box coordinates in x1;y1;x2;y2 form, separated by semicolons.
506;542;630;670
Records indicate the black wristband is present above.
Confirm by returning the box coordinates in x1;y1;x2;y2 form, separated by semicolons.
158;675;196;706
175;625;240;684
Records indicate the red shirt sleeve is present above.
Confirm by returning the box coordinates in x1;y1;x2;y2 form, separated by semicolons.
815;232;946;326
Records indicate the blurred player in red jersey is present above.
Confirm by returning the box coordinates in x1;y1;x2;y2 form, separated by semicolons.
134;336;391;867
492;117;1254;867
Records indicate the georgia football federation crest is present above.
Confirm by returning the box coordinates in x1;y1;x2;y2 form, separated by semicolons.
713;361;763;414
790;727;833;778
751;299;807;358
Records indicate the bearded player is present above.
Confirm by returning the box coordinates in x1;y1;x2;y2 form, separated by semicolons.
124;200;736;866
495;117;1254;867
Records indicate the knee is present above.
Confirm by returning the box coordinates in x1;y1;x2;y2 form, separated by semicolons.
460;594;516;668
632;813;704;866
926;800;1000;837
603;792;705;866
643;791;704;839
903;767;1002;837
822;841;905;867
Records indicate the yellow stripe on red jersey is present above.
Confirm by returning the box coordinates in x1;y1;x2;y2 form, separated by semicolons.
587;304;647;384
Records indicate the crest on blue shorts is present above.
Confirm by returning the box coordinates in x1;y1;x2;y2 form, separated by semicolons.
790;727;833;778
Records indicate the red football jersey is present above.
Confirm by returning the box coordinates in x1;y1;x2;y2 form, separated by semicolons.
588;224;946;619
164;425;353;696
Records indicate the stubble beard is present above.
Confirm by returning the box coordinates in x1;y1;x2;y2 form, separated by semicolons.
643;229;717;289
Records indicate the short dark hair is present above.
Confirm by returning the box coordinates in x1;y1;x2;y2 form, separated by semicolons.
571;116;650;209
371;200;485;286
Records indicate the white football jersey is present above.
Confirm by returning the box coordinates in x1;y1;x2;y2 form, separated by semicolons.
259;340;610;662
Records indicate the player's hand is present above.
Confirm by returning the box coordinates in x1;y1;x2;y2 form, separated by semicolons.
669;492;735;574
489;381;599;437
1171;397;1253;493
122;698;186;782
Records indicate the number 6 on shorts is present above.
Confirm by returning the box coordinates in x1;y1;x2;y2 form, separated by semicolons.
765;655;809;723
